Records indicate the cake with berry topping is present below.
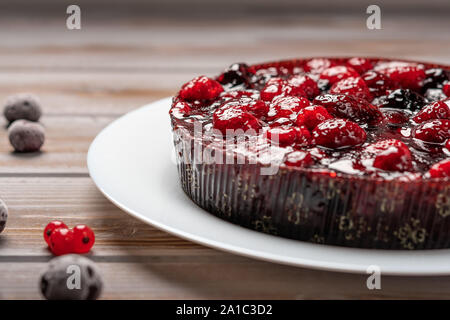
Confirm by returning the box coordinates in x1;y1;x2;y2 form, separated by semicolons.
170;57;450;249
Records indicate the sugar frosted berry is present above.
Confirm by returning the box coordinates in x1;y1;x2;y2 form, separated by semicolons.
213;105;261;135
413;119;450;144
319;66;359;85
49;227;74;256
0;199;8;234
3;93;42;123
284;150;314;168
413;100;450;123
73;224;95;254
313;94;383;126
40;254;103;300
296;105;333;130
44;220;68;246
428;159;450;178
178;76;223;101
288;74;320;99
267;96;310;121
363;139;413;172
312;118;367;149
346;57;373;74
8;119;45;152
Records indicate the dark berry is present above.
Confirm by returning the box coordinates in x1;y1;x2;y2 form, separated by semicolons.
44;220;68;246
312;118;367;149
40;255;103;300
380;89;426;112
313;94;383;126
179;76;223;101
424;88;447;102
413;119;450;144
3;93;42;123
8;119;45;152
422;68;449;92
296;105;333;130
413;100;450;123
217;63;253;87
73;225;95;254
0;199;7;234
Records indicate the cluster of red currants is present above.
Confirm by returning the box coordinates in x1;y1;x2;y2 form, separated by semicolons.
44;221;95;256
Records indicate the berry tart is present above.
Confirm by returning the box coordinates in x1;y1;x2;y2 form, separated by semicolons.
170;57;450;249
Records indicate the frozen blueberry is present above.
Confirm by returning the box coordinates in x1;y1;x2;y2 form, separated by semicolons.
40;254;103;300
3;93;42;123
8;120;45;152
0;199;7;233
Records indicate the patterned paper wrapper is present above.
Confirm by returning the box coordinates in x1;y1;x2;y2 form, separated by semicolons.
173;126;450;250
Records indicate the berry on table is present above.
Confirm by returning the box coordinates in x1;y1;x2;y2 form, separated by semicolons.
8;119;45;152
0;199;8;234
73;224;95;254
312;118;367;149
3;93;42;123
40;254;103;300
179;76;223;101
49;227;74;256
44;220;68;246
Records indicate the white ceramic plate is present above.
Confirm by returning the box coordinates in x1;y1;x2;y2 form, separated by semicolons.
88;98;450;276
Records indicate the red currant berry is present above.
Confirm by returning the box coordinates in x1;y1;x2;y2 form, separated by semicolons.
73;224;95;254
43;220;68;246
49;227;74;256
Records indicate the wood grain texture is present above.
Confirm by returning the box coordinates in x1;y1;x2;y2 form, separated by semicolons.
0;12;450;299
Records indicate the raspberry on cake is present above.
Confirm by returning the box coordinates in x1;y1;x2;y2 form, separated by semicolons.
170;57;450;250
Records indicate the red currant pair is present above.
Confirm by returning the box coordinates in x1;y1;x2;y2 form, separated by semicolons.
43;220;95;256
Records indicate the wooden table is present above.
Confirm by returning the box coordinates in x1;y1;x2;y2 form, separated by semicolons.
1;12;450;299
